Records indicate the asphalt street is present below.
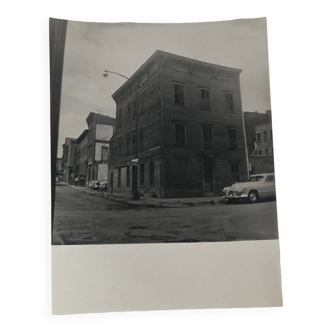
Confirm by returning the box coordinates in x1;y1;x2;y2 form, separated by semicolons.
53;184;279;245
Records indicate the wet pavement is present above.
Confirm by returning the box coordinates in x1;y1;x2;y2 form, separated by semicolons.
53;184;279;245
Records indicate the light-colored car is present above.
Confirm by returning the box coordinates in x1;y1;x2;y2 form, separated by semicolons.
223;173;276;203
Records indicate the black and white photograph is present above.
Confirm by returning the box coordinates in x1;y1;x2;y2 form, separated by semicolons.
51;18;279;246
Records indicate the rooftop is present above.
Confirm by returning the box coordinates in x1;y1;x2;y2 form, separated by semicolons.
112;50;242;99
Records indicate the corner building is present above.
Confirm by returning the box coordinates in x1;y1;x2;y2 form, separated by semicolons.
109;50;249;198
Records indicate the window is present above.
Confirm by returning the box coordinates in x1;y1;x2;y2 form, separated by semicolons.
225;92;234;112
256;132;261;144
265;175;275;182
101;146;108;161
140;164;145;185
200;88;211;110
139;130;144;151
174;83;184;105
117;167;121;187
263;131;268;142
133;100;137;120
175;159;187;185
139;93;145;115
270;129;273;142
126;166;130;187
128;103;131;122
110;142;113;159
230;161;239;173
132;133;136;154
203;126;213;149
119;109;122;127
258;149;262;155
149;162;155;185
265;148;269;156
126;136;130;156
230;161;240;182
228;128;238;150
175;123;186;146
117;139;121;157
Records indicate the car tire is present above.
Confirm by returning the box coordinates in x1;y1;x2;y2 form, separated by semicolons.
248;190;259;203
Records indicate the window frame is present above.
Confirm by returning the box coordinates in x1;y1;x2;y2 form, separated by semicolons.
173;82;185;106
202;125;213;149
174;122;186;147
225;92;235;113
227;127;238;151
200;87;211;110
139;129;144;152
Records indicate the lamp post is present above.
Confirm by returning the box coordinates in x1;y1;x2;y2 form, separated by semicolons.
103;69;140;200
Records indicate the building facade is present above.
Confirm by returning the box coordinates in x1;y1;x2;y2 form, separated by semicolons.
248;110;274;174
254;120;273;156
86;112;115;183
62;137;76;183
243;110;270;155
108;50;249;198
56;158;63;175
74;129;88;186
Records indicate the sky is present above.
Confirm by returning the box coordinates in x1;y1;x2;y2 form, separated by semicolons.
58;18;271;157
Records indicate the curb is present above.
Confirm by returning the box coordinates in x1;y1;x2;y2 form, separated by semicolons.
64;183;226;208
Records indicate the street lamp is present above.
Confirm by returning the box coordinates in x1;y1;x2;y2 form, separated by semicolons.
103;69;140;200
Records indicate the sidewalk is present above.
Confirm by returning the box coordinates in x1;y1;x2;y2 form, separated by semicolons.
61;182;227;208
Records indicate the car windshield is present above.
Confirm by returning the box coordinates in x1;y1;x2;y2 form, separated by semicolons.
249;176;265;182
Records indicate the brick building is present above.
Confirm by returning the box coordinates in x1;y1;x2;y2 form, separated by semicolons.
62;137;76;183
108;50;249;198
86;112;115;183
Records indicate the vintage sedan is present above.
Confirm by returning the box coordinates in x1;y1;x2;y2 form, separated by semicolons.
223;173;276;203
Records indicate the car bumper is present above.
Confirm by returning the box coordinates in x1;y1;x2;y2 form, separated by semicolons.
223;192;248;200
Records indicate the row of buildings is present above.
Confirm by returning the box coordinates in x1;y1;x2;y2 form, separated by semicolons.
57;113;115;185
57;50;274;198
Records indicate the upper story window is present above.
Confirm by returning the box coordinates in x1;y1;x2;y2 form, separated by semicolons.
256;132;261;144
132;133;136;154
139;129;144;151
175;123;186;147
139;93;145;116
133;100;137;120
225;92;234;112
202;126;213;149
118;109;122;128
173;83;184;105
270;129;273;142
228;128;238;150
126;136;130;156
263;131;268;142
200;88;211;110
101;146;108;161
117;139;121;158
128;103;131;122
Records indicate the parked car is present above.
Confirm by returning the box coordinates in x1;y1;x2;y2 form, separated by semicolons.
223;173;276;203
88;181;100;190
99;181;107;191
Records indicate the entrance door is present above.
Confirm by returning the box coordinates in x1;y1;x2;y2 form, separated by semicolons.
203;159;214;192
